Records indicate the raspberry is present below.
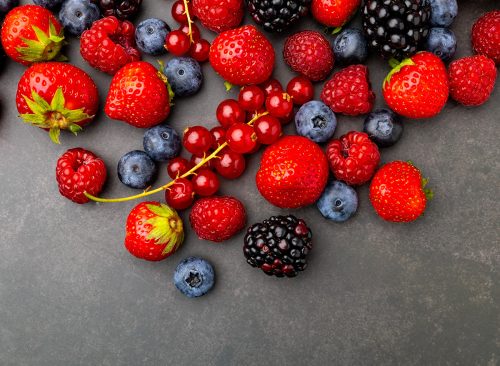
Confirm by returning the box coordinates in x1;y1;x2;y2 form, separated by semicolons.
80;16;141;75
283;30;334;82
56;148;107;204
321;65;375;116
448;55;497;107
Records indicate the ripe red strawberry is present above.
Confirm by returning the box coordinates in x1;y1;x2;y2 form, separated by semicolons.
125;202;184;261
383;52;449;119
448;55;497;107
321;64;375;116
105;61;171;128
16;62;99;144
193;0;244;33
256;136;328;208
209;25;275;85
80;16;141;75
369;161;431;223
189;196;246;242
326;131;380;186
472;10;500;65
311;0;360;27
56;148;107;204
283;31;334;82
1;5;64;65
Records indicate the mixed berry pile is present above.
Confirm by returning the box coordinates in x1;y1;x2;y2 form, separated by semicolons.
0;0;498;298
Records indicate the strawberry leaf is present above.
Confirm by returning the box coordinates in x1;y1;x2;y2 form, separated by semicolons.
49;127;61;144
50;87;65;110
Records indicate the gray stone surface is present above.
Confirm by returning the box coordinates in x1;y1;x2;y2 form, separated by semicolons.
0;1;499;365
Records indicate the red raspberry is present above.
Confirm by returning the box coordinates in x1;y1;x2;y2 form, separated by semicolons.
192;0;244;33
283;31;334;82
80;16;141;75
472;10;500;65
189;196;246;242
449;55;497;107
326;131;380;186
321;65;375;116
56;148;107;204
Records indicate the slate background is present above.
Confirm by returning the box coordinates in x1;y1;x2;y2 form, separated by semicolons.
0;0;499;365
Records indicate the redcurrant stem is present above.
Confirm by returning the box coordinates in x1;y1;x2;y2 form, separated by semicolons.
84;111;269;204
182;0;194;44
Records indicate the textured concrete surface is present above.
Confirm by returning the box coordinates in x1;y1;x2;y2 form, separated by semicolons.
0;1;499;365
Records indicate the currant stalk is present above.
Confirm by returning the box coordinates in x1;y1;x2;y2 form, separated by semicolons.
182;0;194;44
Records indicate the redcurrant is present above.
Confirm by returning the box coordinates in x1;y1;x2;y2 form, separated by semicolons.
192;169;220;196
286;76;314;105
178;23;200;42
216;99;246;128
215;148;246;179
190;154;214;170
167;157;194;179
171;0;194;24
238;85;265;112
210;126;226;149
183;126;213;156
280;108;295;125
260;78;283;97
265;92;294;119
165;178;195;210
189;39;210;62
226;123;257;154
165;30;191;56
254;115;282;145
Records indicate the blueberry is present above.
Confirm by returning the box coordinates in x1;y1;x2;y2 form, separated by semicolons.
363;108;403;148
174;257;215;298
295;101;337;143
0;0;18;14
33;0;64;9
428;0;458;27
59;0;100;36
332;28;369;66
163;57;203;98
317;181;358;223
425;27;456;61
117;150;158;189
135;18;171;55
143;124;181;162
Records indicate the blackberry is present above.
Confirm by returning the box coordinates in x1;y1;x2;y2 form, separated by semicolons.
362;0;431;60
246;0;311;33
92;0;142;20
243;215;313;277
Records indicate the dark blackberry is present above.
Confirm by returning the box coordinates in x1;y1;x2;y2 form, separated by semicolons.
246;0;311;33
92;0;142;20
243;215;313;278
362;0;431;60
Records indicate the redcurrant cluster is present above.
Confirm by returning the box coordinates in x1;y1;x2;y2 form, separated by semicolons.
166;0;211;62
164;76;315;211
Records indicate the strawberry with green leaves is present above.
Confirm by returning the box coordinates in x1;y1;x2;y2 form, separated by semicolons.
125;202;184;261
369;161;432;223
16;62;99;144
383;52;449;119
1;5;65;65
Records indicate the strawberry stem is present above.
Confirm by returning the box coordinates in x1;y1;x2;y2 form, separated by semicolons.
84;111;269;203
182;0;194;44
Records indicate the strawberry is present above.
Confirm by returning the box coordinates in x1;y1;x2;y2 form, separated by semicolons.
16;62;99;144
311;0;360;28
56;148;107;204
383;51;449;119
189;196;246;242
193;0;244;33
1;5;64;65
209;25;275;86
125;202;184;261
105;61;171;128
472;10;500;65
326;131;380;186
369;161;431;223
448;55;497;107
283;30;334;82
321;64;375;116
256;136;328;208
80;16;141;75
